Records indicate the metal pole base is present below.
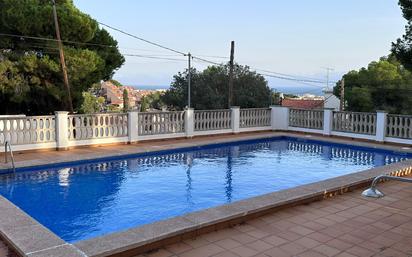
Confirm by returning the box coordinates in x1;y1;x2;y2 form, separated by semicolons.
362;188;385;198
361;175;412;199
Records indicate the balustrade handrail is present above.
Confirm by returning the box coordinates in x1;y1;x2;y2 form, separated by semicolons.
387;114;412;117
289;107;324;111
138;111;183;114
240;107;271;110
194;109;231;112
0;115;54;120
68;113;126;117
333;111;376;115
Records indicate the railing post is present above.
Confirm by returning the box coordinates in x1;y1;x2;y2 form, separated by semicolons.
128;111;139;143
270;106;289;131
323;108;334;136
376;110;387;142
231;106;240;134
55;111;69;150
185;108;194;138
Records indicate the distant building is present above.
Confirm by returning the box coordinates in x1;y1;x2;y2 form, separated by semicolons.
281;98;324;109
101;82;141;109
281;89;340;110
322;87;340;110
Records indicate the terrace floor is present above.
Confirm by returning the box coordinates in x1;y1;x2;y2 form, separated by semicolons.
133;178;412;257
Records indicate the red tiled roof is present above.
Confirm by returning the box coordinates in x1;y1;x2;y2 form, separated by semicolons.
281;98;324;109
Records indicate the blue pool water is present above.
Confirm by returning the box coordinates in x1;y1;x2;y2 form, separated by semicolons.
0;137;410;242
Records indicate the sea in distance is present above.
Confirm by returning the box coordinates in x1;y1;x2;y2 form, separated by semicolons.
132;85;324;96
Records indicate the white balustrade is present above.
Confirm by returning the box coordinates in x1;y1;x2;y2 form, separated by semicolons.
289;109;324;129
333;111;376;135
138;111;185;136
0;116;55;145
194;110;231;131
1;107;412;153
68;113;128;141
240;108;271;128
386;114;412;139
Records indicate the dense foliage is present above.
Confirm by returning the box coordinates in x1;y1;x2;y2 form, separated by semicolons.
140;91;165;112
79;92;104;114
333;56;412;114
0;0;124;114
392;0;412;70
122;88;129;112
162;64;272;110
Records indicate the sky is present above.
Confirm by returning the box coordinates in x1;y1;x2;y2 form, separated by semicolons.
74;0;406;93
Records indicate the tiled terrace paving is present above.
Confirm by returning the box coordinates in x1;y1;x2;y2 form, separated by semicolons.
132;179;412;257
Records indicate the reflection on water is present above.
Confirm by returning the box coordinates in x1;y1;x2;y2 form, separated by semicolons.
0;137;409;242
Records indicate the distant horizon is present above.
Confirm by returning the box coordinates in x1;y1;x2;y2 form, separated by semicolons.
129;84;325;95
75;0;405;93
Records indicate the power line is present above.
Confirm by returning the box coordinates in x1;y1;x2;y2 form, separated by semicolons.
122;54;186;62
193;54;229;59
0;32;179;54
1;28;339;88
258;72;329;86
252;68;330;83
97;22;186;56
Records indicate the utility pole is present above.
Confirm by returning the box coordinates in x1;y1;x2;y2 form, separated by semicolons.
52;0;73;113
187;53;192;108
323;67;334;88
228;41;235;108
340;78;345;111
324;67;334;88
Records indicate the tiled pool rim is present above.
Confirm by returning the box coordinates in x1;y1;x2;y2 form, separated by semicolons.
0;133;411;257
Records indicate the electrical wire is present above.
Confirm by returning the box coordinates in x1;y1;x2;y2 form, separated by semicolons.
1;27;338;87
97;22;186;56
122;54;186;62
0;32;180;54
252;68;331;83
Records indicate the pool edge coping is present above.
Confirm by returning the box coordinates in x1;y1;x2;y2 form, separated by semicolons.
0;195;87;257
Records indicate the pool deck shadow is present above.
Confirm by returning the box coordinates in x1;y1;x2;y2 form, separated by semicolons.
0;132;411;257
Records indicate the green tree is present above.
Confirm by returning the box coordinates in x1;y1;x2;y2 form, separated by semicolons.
140;91;165;111
0;0;124;114
392;0;412;70
123;89;129;112
334;56;412;114
162;64;271;110
80;92;104;114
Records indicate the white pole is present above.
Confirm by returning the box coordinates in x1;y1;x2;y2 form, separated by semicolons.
187;53;192;108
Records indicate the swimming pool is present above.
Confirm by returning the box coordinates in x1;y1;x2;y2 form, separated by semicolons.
0;136;410;243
